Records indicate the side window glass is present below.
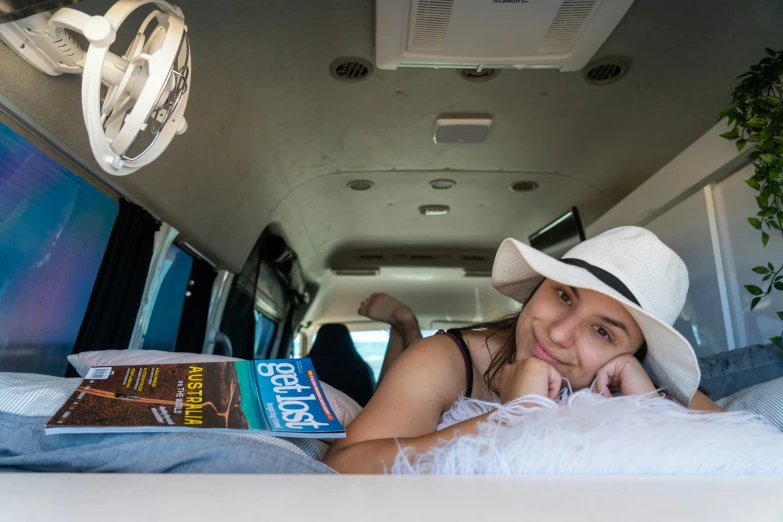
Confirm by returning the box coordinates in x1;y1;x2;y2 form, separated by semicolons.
253;311;277;358
0;122;118;375
142;245;193;352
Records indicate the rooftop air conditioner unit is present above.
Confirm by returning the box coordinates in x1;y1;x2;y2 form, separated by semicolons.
376;0;635;72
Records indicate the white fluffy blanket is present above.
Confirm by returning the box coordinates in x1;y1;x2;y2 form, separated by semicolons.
391;390;783;475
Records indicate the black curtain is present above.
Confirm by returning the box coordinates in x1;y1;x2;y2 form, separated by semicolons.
175;258;216;353
67;199;158;374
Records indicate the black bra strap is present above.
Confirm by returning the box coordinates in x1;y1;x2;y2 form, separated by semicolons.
436;329;474;398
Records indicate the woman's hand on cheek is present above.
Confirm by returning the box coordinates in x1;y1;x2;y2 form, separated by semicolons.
499;358;563;404
594;354;658;398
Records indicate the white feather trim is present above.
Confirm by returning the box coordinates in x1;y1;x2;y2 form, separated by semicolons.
393;389;783;475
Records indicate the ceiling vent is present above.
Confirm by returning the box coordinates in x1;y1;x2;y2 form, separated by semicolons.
410;0;454;52
429;178;456;190
537;0;599;53
330;57;373;82
583;57;629;85
509;181;539;192
347;179;374;191
376;0;635;72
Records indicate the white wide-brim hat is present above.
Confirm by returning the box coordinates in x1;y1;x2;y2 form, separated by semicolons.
492;226;700;405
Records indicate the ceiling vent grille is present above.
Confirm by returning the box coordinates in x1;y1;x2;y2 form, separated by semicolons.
536;0;597;53
330;57;373;82
583;57;629;85
409;0;455;52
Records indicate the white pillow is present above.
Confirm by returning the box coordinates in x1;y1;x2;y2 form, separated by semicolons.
67;350;242;377
716;375;783;431
394;389;783;475
68;350;362;427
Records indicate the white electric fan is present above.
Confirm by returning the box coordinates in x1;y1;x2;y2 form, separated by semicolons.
0;0;190;176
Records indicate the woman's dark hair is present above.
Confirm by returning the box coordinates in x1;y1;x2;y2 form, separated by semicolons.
460;279;648;395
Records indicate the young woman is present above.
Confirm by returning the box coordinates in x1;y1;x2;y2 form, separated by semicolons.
323;226;722;474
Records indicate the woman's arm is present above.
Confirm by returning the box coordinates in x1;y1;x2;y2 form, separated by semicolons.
323;335;472;473
688;390;724;412
324;342;562;474
324;411;493;474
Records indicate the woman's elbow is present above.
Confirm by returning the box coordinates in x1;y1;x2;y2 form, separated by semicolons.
322;439;397;474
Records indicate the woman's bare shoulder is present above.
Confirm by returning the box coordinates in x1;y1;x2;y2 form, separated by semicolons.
332;334;470;448
460;329;508;371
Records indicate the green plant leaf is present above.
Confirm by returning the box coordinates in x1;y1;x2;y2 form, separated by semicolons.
719;107;735;117
776;282;783;291
753;266;770;274
770;220;782;230
772;336;783;348
763;231;770;246
747;117;767;128
769;262;775;271
765;48;776;57
751;297;762;310
774;136;783;145
760;128;773;142
748;217;762;229
747;134;762;143
777;311;783;321
746;284;765;296
766;96;783;106
746;178;760;190
736;139;747;152
764;274;772;281
759;153;777;164
720;131;739;140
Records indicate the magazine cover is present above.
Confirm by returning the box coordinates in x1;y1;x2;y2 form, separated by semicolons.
45;358;345;438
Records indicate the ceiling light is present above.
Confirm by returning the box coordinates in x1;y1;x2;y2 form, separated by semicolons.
347;180;374;191
429;179;456;190
509;181;538;193
434;117;492;144
419;205;450;216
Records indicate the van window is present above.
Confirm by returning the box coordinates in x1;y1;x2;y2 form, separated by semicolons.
253;310;277;358
350;329;438;382
0;122;118;375
142;244;193;352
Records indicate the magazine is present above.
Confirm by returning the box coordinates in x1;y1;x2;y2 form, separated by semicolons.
45;358;345;438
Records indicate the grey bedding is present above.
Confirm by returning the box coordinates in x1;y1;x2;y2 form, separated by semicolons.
0;411;335;473
699;343;783;400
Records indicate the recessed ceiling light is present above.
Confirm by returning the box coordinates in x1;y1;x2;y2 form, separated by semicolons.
429;179;456;190
509;181;538;193
434;118;492;144
347;180;374;191
419;205;450;216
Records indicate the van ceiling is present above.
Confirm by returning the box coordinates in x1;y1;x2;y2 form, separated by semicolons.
1;0;781;279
